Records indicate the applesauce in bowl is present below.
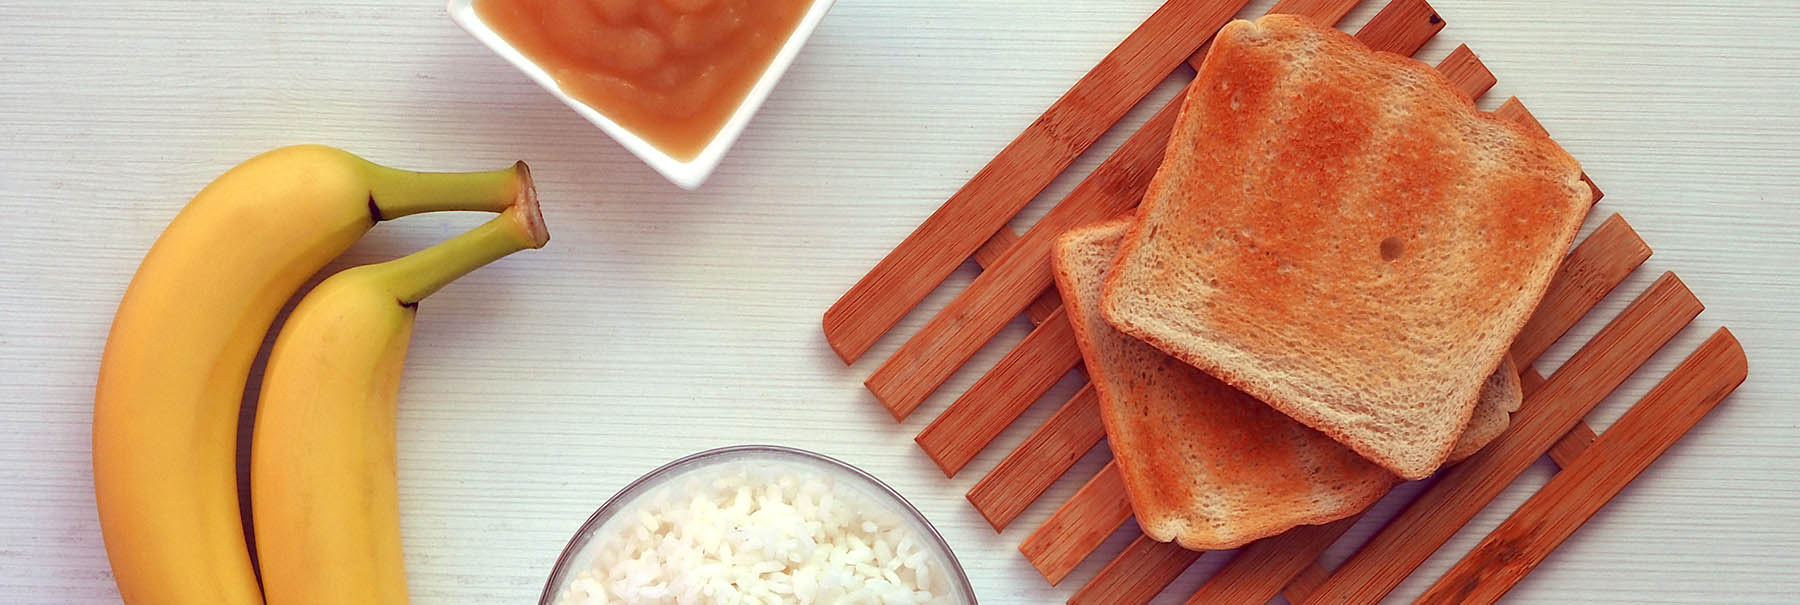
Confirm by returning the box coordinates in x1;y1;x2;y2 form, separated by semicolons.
475;0;814;162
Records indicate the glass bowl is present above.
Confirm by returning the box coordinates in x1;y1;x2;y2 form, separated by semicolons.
540;444;975;604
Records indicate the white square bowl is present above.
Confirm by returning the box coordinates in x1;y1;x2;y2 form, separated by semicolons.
448;0;837;189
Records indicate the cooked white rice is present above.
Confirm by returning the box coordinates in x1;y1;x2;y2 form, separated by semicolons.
556;459;962;604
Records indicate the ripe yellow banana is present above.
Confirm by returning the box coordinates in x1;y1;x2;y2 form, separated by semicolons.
251;202;548;605
93;145;537;605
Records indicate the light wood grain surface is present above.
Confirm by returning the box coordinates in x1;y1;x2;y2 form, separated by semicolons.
2;1;1797;602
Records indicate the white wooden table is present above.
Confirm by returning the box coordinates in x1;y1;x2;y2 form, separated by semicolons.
3;1;1797;602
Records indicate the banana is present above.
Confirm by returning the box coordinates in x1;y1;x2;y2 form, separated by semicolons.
251;202;548;605
93;145;536;605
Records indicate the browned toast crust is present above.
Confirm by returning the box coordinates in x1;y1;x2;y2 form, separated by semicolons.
1101;15;1587;479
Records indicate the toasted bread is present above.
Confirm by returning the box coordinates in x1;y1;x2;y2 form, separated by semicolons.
1055;218;1392;549
1446;355;1524;462
1056;219;1521;549
1100;15;1589;479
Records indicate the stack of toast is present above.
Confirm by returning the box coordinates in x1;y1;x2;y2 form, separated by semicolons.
1053;14;1588;550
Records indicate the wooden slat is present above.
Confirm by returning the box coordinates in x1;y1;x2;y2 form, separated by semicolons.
1494;97;1605;203
1547;419;1600;467
1352;0;1444;55
1520;370;1603;469
1496;97;1546;133
1175;0;1364;70
864;86;1183;420
1301;272;1703;604
1417;329;1747;605
1282;556;1337;604
1524;366;1604;468
967;385;1106;530
916;310;1083;476
1520;365;1547;392
1187;518;1356;604
1020;462;1133;585
972;227;1063;324
822;0;1252;364
1583;173;1606;203
1266;0;1365;30
1513;214;1651;365
1070;535;1203;605
1437;44;1496;99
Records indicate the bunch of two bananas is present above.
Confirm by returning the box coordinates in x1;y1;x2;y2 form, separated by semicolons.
93;146;548;605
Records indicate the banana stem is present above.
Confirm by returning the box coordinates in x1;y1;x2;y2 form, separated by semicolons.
362;160;537;219
372;204;550;306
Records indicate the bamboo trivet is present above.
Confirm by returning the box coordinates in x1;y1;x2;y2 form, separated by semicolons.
825;0;1749;601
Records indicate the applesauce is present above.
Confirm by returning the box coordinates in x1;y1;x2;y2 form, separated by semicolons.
476;0;814;161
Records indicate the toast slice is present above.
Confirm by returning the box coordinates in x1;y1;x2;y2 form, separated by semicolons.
1447;355;1523;462
1053;219;1518;550
1100;15;1589;479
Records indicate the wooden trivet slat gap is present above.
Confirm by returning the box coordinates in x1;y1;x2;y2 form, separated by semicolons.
823;0;1748;601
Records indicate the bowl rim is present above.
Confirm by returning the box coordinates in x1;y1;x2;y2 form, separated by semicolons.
447;0;839;190
538;444;977;604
